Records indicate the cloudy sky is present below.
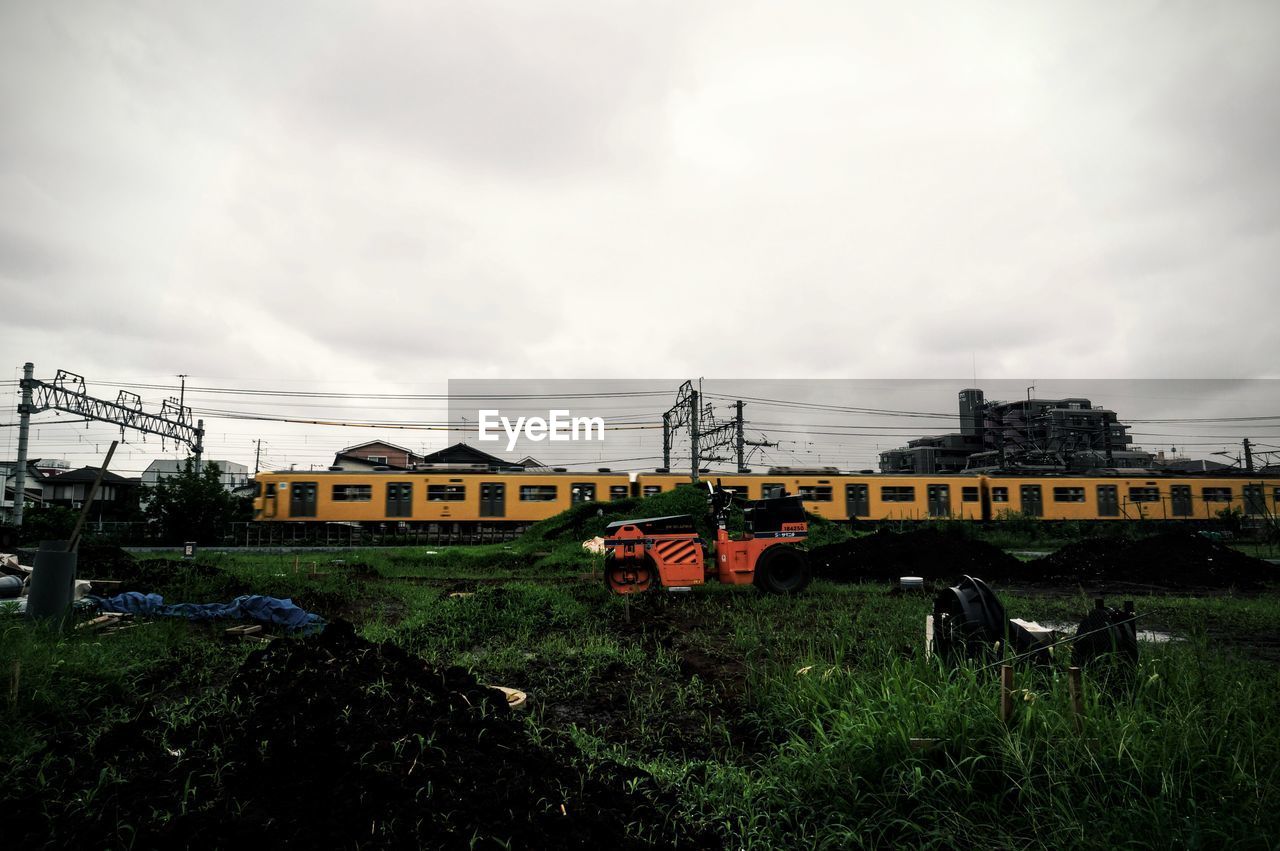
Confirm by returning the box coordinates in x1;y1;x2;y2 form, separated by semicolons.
2;1;1278;474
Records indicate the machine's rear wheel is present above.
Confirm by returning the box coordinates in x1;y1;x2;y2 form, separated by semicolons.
753;545;811;595
604;554;655;595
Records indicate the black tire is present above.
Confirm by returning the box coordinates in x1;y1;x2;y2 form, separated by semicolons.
753;545;811;594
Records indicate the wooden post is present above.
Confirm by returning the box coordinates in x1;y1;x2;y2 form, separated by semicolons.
924;614;934;661
1068;666;1084;732
67;440;119;552
1000;665;1014;724
9;659;19;710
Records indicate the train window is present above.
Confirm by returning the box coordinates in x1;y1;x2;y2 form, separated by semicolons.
1274;487;1280;504
798;485;833;502
571;483;596;503
724;484;751;498
991;487;1008;503
1128;487;1160;503
427;485;466;501
762;484;785;499
642;485;663;497
961;487;979;502
609;485;630;501
253;481;262;497
332;484;372;502
1202;487;1232;502
1053;487;1085;503
881;486;915;502
520;485;559;501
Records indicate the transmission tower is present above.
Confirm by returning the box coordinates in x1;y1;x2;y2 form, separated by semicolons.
661;381;774;481
9;363;203;526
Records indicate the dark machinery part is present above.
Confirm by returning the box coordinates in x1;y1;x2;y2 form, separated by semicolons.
933;575;1057;664
752;544;811;594
933;575;1007;662
1072;599;1139;667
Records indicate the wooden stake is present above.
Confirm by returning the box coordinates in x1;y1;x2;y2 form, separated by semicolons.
1000;665;1014;724
1068;666;1084;732
924;614;934;661
67;440;119;552
9;659;19;710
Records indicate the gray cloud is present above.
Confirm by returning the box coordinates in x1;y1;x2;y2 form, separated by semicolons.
1;1;1278;473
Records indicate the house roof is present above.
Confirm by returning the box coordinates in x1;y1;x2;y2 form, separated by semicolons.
419;443;509;467
44;466;138;484
337;440;421;456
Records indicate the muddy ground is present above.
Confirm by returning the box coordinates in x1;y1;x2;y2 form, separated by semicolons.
4;620;716;850
811;529;1278;591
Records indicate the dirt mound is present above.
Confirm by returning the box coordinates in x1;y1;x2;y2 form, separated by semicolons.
7;621;707;850
810;528;1022;582
75;543;139;577
1030;532;1278;589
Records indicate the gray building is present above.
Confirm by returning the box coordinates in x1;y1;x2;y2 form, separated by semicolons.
142;459;250;491
880;388;1153;473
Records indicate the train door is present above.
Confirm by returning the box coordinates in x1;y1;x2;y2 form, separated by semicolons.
480;482;506;518
845;483;869;518
572;483;596;504
386;482;413;518
262;483;278;518
289;482;317;518
927;484;951;518
1020;484;1043;518
1244;484;1267;516
1171;485;1192;517
1097;485;1119;517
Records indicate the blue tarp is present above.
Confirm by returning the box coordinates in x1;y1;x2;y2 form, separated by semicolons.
87;592;325;633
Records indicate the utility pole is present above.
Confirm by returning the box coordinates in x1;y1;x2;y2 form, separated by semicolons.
1244;438;1254;472
690;388;700;482
194;419;204;472
12;363;34;526
254;439;262;476
662;412;671;470
735;400;745;472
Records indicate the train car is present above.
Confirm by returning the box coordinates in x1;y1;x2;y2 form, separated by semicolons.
983;474;1280;522
250;464;1279;538
253;467;632;532
634;468;990;522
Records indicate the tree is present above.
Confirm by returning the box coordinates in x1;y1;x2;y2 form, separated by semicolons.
144;459;243;545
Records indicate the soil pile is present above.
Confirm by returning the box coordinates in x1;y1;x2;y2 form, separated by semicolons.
810;528;1022;582
75;543;140;578
8;622;706;849
1029;532;1278;589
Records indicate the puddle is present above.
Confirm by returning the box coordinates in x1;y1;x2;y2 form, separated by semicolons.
1043;621;1178;643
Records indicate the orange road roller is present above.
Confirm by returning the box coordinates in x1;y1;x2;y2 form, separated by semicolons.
602;484;812;595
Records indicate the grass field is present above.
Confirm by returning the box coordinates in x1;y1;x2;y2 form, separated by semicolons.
3;530;1280;848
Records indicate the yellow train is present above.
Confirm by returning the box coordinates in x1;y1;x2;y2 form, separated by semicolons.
252;466;1280;531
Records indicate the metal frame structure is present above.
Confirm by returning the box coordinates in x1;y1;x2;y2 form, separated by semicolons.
10;363;203;526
